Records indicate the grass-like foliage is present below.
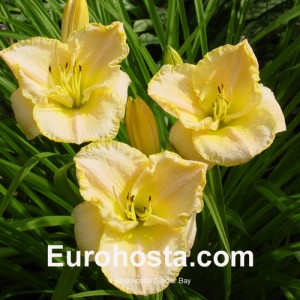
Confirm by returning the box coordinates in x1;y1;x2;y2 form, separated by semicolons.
0;0;299;299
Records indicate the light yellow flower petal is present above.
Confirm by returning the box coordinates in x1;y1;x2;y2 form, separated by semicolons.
169;121;215;168
74;140;148;232
259;85;286;133
10;89;40;139
192;107;276;166
192;39;260;118
148;64;206;129
0;37;63;104
68;22;129;89
100;224;186;295
99;69;130;107
184;213;197;256
33;87;125;144
72;201;104;256
131;151;207;227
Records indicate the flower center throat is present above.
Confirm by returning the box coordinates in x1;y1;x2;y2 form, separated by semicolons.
49;60;83;108
126;193;152;221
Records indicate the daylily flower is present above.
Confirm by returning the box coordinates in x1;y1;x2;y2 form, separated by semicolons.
148;40;286;166
72;140;207;295
61;0;89;42
0;22;130;144
125;96;161;156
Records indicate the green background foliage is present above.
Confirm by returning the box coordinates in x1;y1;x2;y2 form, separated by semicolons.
0;0;299;299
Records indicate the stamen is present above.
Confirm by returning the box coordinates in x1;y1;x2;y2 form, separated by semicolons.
125;193;152;221
212;84;229;122
49;59;83;108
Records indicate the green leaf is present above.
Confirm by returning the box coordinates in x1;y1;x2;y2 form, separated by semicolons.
52;266;83;300
69;289;133;299
10;216;74;231
0;152;56;216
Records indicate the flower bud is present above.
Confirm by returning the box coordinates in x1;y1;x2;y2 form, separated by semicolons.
126;97;160;156
163;46;183;65
61;0;89;42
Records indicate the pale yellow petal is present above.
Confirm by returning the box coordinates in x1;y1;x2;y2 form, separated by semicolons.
131;151;207;227
148;64;206;129
33;87;125;144
192;39;260;117
192;107;276;166
102;69;130;107
83;68;130;109
100;224;186;295
169;121;215;168
74;140;148;232
10;89;40;139
72;201;104;257
259;85;286;133
68;22;129;89
184;213;197;256
0;37;63;104
143;214;170;227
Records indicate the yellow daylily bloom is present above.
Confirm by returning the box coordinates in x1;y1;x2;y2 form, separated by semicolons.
125;96;161;156
73;140;207;295
61;0;89;42
0;22;130;144
148;40;286;166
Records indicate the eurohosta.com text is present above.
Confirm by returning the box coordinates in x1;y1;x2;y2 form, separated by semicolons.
48;245;254;268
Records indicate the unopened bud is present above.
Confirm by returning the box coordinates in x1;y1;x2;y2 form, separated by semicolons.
126;97;161;156
163;46;183;65
61;0;89;42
